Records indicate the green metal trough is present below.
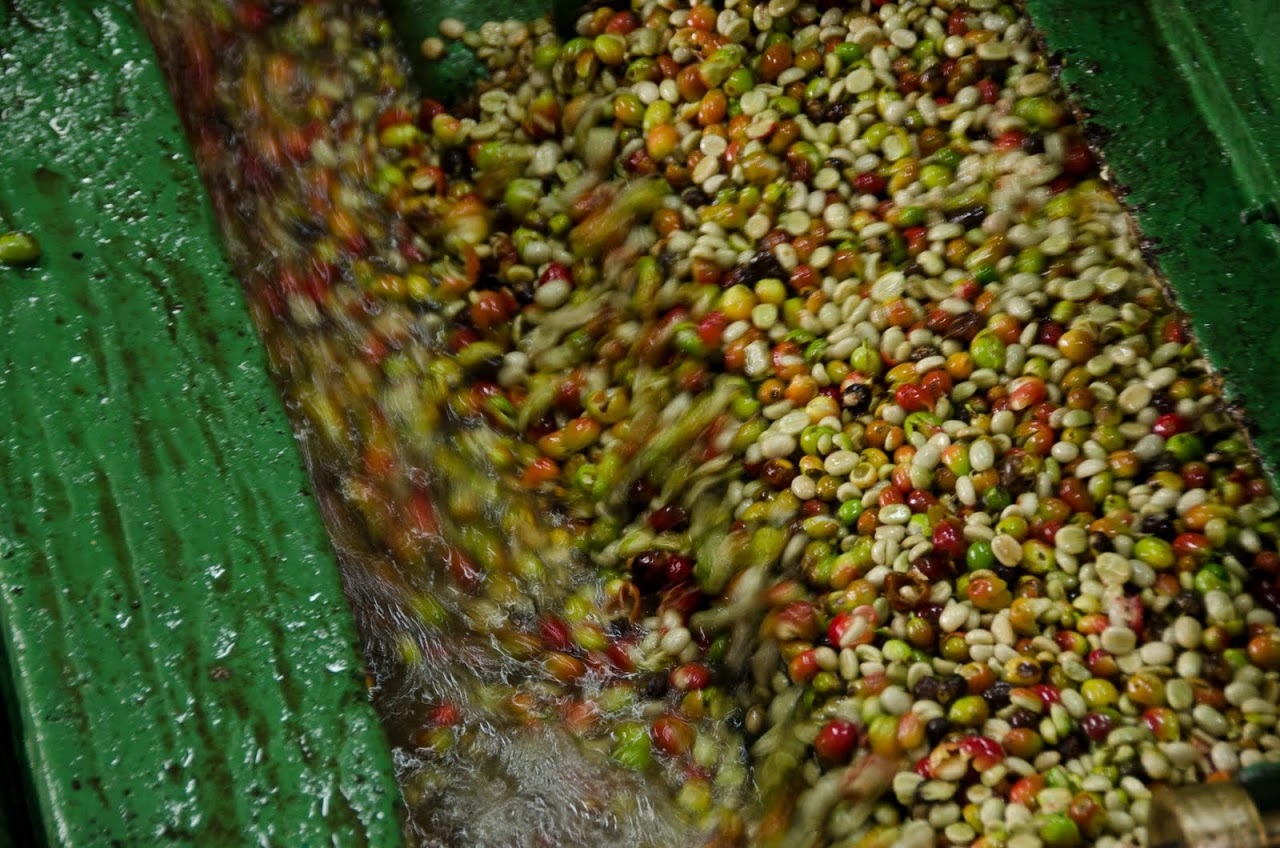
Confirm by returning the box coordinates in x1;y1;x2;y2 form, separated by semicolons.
0;0;1278;843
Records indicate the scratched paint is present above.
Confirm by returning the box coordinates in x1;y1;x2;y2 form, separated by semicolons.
0;2;402;844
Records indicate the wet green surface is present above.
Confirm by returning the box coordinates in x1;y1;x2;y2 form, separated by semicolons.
1028;0;1280;483
0;2;401;844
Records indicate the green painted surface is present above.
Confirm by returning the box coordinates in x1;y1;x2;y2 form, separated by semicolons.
1027;0;1280;483
0;2;402;845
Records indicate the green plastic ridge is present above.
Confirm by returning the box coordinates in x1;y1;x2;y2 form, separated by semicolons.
1027;0;1280;486
0;2;402;844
